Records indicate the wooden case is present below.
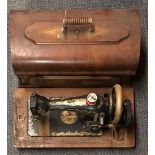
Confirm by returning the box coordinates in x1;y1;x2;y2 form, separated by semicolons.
10;9;140;148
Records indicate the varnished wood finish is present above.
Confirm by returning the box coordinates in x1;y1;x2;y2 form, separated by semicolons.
10;10;140;87
13;87;135;148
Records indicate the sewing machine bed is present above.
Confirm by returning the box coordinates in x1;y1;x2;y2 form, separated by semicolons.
13;87;135;148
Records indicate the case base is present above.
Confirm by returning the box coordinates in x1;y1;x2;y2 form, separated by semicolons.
13;87;135;148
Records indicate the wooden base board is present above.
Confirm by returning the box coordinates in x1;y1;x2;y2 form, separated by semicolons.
13;87;135;148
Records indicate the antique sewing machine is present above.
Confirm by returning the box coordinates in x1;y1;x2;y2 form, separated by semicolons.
10;9;140;148
28;84;132;137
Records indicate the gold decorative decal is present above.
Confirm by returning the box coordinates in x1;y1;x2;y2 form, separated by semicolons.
60;111;78;124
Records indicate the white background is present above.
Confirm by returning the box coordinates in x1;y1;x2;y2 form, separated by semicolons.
0;0;151;154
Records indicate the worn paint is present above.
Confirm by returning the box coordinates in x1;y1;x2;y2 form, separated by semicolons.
28;99;39;136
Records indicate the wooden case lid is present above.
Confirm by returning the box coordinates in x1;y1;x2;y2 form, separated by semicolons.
10;10;140;87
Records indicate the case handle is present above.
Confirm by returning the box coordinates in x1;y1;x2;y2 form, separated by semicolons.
62;17;95;34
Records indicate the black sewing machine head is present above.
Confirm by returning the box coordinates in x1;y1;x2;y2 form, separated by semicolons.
28;84;132;137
